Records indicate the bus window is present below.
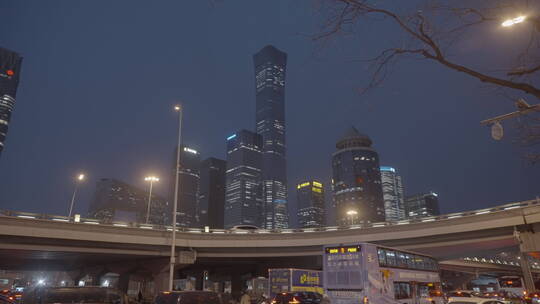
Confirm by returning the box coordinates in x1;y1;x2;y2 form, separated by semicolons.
394;282;411;299
405;254;415;269
414;255;425;270
386;250;397;267
378;249;386;266
397;252;407;268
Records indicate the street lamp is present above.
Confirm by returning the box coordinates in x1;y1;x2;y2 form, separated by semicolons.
346;210;358;225
169;104;183;291
144;176;159;224
502;15;527;27
68;173;85;221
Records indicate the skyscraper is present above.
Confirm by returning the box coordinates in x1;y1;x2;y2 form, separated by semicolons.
88;178;169;225
296;180;326;228
380;166;406;221
253;45;289;229
0;48;23;157
171;145;201;227
224;130;263;228
404;192;440;219
199;157;226;229
332;127;385;225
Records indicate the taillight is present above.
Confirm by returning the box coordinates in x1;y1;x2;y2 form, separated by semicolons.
363;296;369;304
289;297;301;304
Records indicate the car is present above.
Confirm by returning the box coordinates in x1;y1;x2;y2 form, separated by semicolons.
447;290;483;301
524;291;540;304
154;291;222;304
0;295;15;304
21;287;126;304
269;292;330;304
448;299;508;304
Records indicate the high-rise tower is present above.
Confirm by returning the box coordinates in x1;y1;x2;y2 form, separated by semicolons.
296;180;326;228
332;127;385;225
224;130;263;228
380;166;406;221
253;45;289;229
199;157;226;229
170;145;201;227
0;47;23;157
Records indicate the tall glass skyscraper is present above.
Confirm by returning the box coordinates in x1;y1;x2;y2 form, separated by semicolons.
0;47;23;157
296;181;326;228
224;130;263;228
380;166;406;221
332;127;385;225
253;45;289;229
171;145;201;227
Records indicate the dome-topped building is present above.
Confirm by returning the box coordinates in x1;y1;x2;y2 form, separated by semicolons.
336;126;373;149
331;126;385;226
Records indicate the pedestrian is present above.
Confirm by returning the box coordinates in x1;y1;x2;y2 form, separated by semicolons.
240;290;251;304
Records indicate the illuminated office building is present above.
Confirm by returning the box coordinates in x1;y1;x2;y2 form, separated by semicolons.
88;178;169;225
171;145;201;227
380;166;406;221
331;127;385;225
404;192;440;219
253;45;289;229
296;181;325;228
199;157;226;229
0;47;23;157
224;130;263;228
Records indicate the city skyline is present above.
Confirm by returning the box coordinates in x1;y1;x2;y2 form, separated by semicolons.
0;1;537;222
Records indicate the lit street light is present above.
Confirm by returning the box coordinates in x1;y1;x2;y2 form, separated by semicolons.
501;15;540;31
169;104;183;291
502;15;526;27
346;210;358;225
68;173;85;221
144;176;159;224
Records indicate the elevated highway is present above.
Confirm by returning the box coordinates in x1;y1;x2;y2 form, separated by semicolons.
0;199;540;267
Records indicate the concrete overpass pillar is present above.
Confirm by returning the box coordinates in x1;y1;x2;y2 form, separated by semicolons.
521;252;535;293
515;224;538;292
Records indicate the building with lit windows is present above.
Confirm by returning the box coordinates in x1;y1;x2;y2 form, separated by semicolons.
331;127;385;226
0;47;23;157
404;192;440;219
199;157;226;229
296;181;325;228
88;178;169;225
380;166;406;221
253;45;289;229
170;145;201;227
224;130;263;228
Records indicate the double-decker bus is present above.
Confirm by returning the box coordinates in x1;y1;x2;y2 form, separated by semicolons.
323;243;443;304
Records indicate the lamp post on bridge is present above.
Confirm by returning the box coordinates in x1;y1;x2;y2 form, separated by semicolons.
68;173;85;221
169;104;183;291
144;176;159;224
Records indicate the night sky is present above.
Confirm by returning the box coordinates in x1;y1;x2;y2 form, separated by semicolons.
0;1;538;226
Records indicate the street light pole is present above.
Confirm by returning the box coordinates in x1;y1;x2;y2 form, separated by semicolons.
68;173;85;221
144;176;159;224
169;105;182;291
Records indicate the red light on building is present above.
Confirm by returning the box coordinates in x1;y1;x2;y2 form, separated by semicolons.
6;70;14;76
